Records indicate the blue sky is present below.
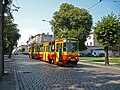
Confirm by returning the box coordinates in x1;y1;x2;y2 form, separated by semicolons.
12;0;120;46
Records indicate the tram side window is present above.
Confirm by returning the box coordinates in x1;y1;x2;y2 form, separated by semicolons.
36;46;38;52
37;45;40;52
35;46;37;51
49;41;55;52
41;47;43;52
48;43;53;52
56;44;59;52
29;48;31;52
51;45;55;52
40;45;43;52
32;47;34;52
48;45;51;52
43;46;45;52
52;41;55;52
63;43;66;52
56;43;62;52
46;46;49;52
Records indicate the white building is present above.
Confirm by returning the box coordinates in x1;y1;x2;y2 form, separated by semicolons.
26;33;53;53
85;33;95;46
82;33;113;56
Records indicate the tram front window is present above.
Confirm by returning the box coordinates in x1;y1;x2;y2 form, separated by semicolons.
67;40;78;52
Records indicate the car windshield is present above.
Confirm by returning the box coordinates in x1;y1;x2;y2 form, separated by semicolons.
67;39;78;52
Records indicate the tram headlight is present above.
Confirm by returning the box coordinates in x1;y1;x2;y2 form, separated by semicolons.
75;57;78;59
75;57;79;60
67;56;71;60
68;57;71;59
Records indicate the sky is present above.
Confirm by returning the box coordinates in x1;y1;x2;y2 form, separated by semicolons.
12;0;120;46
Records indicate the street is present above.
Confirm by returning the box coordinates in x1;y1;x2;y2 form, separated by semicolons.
13;54;120;90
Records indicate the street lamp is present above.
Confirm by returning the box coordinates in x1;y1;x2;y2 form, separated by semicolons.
42;19;55;40
42;19;50;22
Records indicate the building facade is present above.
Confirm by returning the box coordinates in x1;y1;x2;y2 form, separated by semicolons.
85;33;95;46
83;33;114;57
26;33;53;53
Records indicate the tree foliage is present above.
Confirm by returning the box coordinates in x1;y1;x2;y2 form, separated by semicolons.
3;3;21;58
50;3;93;50
94;13;120;65
94;13;120;47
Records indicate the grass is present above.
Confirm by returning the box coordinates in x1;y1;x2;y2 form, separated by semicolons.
79;57;120;67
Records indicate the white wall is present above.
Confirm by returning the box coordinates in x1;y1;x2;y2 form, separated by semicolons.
85;33;94;46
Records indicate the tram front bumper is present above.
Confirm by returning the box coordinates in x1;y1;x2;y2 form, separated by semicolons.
66;59;79;65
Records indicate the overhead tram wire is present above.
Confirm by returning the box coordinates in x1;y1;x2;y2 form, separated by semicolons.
102;0;119;3
87;0;118;10
87;1;101;10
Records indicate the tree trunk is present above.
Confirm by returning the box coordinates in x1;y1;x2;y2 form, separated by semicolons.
8;46;12;58
104;46;109;66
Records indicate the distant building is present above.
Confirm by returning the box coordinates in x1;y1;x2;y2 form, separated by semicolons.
82;33;113;56
85;33;95;46
85;32;100;47
26;33;53;52
17;45;28;53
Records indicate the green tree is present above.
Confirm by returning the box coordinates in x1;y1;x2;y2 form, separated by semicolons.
50;3;93;50
3;3;21;58
94;13;120;65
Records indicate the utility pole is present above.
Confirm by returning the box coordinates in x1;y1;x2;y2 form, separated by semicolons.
0;0;3;80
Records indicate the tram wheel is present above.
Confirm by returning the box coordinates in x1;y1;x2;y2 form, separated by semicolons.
32;56;34;59
49;59;54;64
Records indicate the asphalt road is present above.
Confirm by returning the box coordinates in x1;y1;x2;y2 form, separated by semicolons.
13;54;120;90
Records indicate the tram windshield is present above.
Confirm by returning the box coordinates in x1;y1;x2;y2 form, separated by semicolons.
65;39;78;52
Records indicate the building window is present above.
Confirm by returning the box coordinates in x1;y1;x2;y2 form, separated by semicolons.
89;36;91;39
87;43;88;46
90;42;92;46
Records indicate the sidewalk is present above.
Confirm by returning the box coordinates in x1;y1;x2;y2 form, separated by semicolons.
0;55;16;90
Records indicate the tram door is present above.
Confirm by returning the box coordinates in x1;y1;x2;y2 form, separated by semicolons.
43;42;49;61
56;43;62;62
43;45;49;61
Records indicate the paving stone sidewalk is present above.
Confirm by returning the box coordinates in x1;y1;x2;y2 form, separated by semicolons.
0;55;16;90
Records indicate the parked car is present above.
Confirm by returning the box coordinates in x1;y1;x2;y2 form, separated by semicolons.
99;53;104;57
86;53;94;57
14;51;18;55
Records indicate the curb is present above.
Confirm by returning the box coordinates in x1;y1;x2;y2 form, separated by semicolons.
78;62;120;70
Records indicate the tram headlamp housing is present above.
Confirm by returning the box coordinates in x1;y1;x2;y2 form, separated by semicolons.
67;56;71;60
68;57;71;59
75;57;78;59
75;57;79;61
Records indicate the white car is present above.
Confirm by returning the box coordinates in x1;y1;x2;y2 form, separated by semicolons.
14;51;18;55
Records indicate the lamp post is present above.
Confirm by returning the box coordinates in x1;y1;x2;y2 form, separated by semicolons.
42;20;50;22
42;19;55;40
